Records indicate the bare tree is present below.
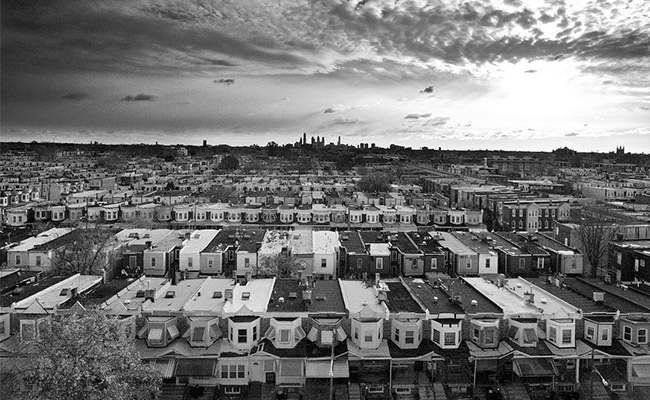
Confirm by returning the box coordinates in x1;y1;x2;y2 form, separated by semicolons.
52;227;122;276
4;311;161;400
573;207;621;278
257;253;304;278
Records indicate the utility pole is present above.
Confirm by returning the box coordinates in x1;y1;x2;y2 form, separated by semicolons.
330;343;335;400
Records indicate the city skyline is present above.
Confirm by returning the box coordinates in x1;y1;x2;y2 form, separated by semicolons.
1;0;649;152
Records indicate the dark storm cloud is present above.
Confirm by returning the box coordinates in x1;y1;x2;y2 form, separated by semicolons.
214;78;235;85
2;0;649;80
61;92;89;101
121;93;157;101
420;86;434;94
405;113;432;120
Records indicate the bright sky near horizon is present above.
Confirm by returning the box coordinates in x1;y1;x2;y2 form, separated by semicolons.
1;0;649;151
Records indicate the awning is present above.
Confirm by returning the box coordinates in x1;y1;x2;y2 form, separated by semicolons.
174;358;216;377
476;359;499;371
151;359;176;379
513;358;558;378
632;364;650;378
306;359;349;378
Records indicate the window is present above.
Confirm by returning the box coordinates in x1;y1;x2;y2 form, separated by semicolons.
473;327;480;340
354;327;358;340
321;259;327;268
188;257;193;268
244;258;250;269
485;329;495;345
602;328;609;342
642;260;646;268
639;329;648;344
431;259;437;269
150;257;156;267
394;328;400;342
224;387;241;395
405;331;414;344
586;326;595;339
519;220;523;229
549;327;557;342
433;329;440;344
562;330;572;344
616;252;622;265
0;320;5;335
280;360;303;377
466;259;472;269
15;255;21;265
365;330;373;342
519;209;523;217
280;329;290;343
519;259;525;269
221;365;245;379
35;255;41;266
208;257;213;268
238;329;247;343
444;332;456;346
623;326;632;341
253;325;258;341
412;259;418;269
376;258;383;269
357;259;362;269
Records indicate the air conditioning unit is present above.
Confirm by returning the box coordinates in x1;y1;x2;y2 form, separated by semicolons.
593;292;605;302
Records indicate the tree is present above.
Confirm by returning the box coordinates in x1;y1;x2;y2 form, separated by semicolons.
52;227;122;276
257;253;304;278
7;311;161;400
357;174;391;193
218;155;239;171
573;208;621;278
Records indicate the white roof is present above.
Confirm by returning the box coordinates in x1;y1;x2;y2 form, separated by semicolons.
179;230;220;254
463;277;542;317
10;228;74;252
259;231;291;256
508;278;581;319
14;274;103;310
339;280;387;317
368;243;390;257
222;278;275;315
313;231;340;254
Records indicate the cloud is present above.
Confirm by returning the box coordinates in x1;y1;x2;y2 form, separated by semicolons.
565;132;578;137
420;86;434;94
323;104;363;114
61;92;89;101
524;69;537;73
405;113;432;120
214;78;235;85
121;93;156;101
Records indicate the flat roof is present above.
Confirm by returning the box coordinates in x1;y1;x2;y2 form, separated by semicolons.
259;230;291;256
1;275;68;307
308;280;346;314
496;232;551;256
526;277;617;314
339;231;365;253
313;231;340;254
403;278;466;315
182;278;238;313
561;278;650;314
508;277;580;318
407;232;443;254
267;279;307;313
339;279;387;317
290;231;313;254
430;232;476;256
14;274;103;311
451;232;498;255
221;278;275;315
390;232;419;254
100;276;170;312
383;280;424;314
9;228;74;252
463;277;542;317
142;278;205;313
480;233;526;256
180;230;221;254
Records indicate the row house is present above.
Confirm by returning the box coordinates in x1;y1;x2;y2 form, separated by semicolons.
526;233;584;276
607;239;650;284
496;232;552;275
120;229;176;276
450;232;499;275
499;200;579;233
6;228;75;269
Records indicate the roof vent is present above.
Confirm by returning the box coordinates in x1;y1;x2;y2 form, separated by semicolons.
213;291;223;299
288;292;297;299
540;299;547;304
165;291;175;299
593;292;605;302
242;292;251;300
278;297;285;303
471;299;478;307
433;296;438;303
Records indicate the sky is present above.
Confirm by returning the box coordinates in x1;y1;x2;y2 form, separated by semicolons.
1;0;649;152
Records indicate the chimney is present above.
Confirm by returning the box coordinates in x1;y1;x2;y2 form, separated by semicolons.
303;289;312;303
377;290;387;302
144;289;155;303
145;241;152;249
225;289;234;302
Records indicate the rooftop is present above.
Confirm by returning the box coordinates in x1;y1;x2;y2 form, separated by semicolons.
339;279;387;318
383;280;424;314
13;274;103;311
267;279;307;314
407;232;443;254
451;232;498;255
526;277;617;314
339;231;365;254
9;228;74;252
100;276;170;312
313;231;340;254
179;229;220;254
259;230;291;256
561;278;650;314
507;277;581;318
403;278;466;315
463;277;543;318
389;232;419;254
430;231;476;256
221;278;275;315
1;275;68;307
182;277;238;314
308;280;346;314
142;278;205;313
289;231;313;255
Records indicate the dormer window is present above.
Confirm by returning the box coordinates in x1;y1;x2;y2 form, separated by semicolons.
620;317;650;346
138;316;180;348
470;319;500;349
266;318;306;349
584;316;613;347
392;318;423;350
507;318;539;348
228;316;261;350
185;317;221;348
546;318;575;348
351;318;383;350
431;319;462;349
